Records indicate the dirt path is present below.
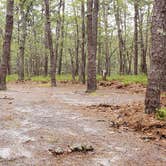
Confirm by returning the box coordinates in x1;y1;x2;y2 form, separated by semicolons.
0;83;165;166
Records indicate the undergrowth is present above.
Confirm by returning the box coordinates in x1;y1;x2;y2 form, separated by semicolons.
156;108;166;120
7;74;147;85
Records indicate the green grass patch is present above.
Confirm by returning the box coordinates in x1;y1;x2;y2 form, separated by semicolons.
31;74;78;82
30;76;50;82
6;74;18;82
156;108;166;120
97;74;147;85
56;74;76;81
7;74;147;85
7;74;78;83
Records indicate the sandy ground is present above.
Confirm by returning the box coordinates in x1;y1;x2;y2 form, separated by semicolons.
0;83;165;166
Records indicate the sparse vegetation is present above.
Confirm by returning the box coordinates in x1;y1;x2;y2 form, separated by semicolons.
7;74;147;85
156;108;166;120
6;74;78;83
98;74;147;85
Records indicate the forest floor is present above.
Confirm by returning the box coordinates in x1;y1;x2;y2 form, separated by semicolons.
0;81;166;166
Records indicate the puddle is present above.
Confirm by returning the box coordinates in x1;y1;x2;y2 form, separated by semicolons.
0;146;31;160
0;130;35;144
16;107;33;113
94;158;112;166
57;128;77;136
0;148;11;159
93;155;121;166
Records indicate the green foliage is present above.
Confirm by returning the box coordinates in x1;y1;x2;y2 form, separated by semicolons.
6;75;18;82
7;74;147;85
31;75;75;82
7;74;77;83
156;108;166;120
97;74;147;85
30;76;50;82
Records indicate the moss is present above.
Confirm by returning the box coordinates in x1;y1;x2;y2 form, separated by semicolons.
156;108;166;120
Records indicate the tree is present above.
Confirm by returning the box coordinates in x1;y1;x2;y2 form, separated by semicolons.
114;0;125;74
134;0;139;75
80;0;86;84
145;0;166;114
87;0;99;92
138;5;149;75
18;0;33;81
0;0;14;90
102;0;110;76
58;0;65;75
44;0;56;86
55;0;62;76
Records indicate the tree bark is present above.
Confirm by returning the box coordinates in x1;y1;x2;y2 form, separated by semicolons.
55;0;62;76
73;3;80;76
80;0;86;84
145;0;166;114
139;9;147;74
0;0;14;90
134;0;139;75
44;21;49;76
87;0;99;92
97;20;102;75
44;0;56;86
69;48;75;81
58;0;65;75
18;1;33;81
103;1;110;77
114;1;125;74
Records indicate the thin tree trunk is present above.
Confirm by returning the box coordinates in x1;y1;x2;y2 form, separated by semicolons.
103;1;109;77
43;3;48;76
0;0;14;90
68;48;75;81
44;21;49;76
18;10;26;80
144;5;151;74
73;4;80;76
134;0;139;75
44;0;56;86
55;0;62;75
58;0;65;75
97;20;102;75
114;1;124;74
139;9;147;74
18;1;33;81
80;0;86;84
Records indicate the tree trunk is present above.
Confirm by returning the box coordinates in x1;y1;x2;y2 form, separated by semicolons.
97;20;102;75
18;1;33;81
145;0;166;114
18;9;26;81
114;1;125;74
134;0;139;75
69;48;75;81
80;0;86;84
44;0;56;86
44;24;49;76
87;0;99;92
55;0;62;76
58;0;65;75
0;0;14;90
73;4;80;76
103;1;109;77
139;9;147;74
